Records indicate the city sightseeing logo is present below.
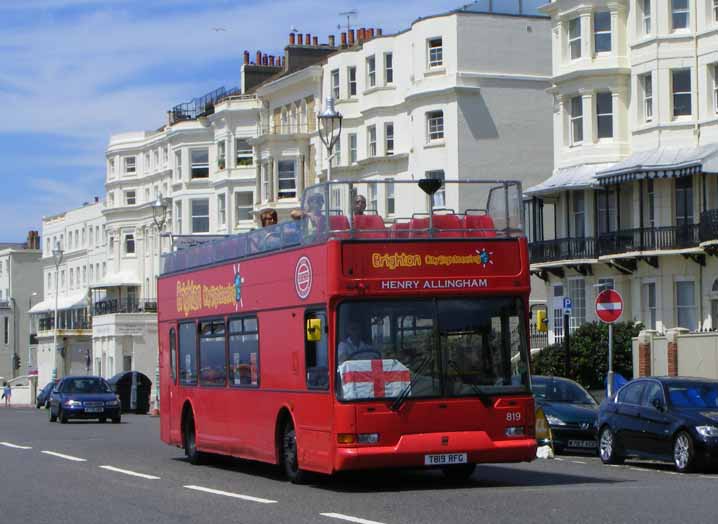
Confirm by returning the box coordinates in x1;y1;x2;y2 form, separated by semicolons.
477;248;493;268
233;263;245;310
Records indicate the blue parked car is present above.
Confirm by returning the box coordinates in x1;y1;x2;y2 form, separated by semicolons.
36;380;57;409
597;377;718;473
48;376;122;424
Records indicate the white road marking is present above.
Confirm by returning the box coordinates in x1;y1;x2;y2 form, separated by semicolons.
320;513;387;524
0;442;32;450
41;450;86;462
570;460;587;464
183;485;277;504
554;457;565;462
99;465;160;480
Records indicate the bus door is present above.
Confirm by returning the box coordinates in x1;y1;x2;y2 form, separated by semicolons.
301;309;334;473
162;325;180;444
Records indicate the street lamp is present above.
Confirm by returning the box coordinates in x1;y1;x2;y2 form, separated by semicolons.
52;242;63;381
317;97;343;183
152;193;169;232
27;292;38;372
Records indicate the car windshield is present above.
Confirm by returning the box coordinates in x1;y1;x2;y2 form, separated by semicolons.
61;378;111;394
667;382;718;408
335;297;530;402
533;377;596;406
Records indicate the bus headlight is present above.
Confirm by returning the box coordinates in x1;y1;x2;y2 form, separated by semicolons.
505;426;525;437
357;433;380;444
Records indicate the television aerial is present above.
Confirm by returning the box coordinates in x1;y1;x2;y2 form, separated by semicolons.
338;9;358;34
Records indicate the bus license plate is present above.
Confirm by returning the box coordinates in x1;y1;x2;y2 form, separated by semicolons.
568;440;596;448
424;453;468;466
85;407;104;413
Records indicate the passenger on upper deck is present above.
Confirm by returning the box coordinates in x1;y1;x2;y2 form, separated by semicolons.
353;194;367;215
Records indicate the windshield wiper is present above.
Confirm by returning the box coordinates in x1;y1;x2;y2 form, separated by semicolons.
446;359;493;407
390;356;431;412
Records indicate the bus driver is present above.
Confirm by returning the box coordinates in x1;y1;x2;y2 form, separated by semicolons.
338;321;381;363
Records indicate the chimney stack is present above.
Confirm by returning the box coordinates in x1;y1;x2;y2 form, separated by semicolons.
329;34;336;47
256;50;262;64
289;32;296;45
376;28;383;36
312;36;318;46
357;28;365;43
340;32;347;47
263;54;269;65
297;33;303;45
243;50;250;65
305;33;311;45
348;29;355;45
269;55;275;66
368;28;375;39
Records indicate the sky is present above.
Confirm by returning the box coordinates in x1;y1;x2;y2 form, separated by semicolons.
0;0;543;242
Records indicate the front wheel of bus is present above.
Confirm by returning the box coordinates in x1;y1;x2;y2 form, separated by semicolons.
442;464;476;483
282;420;309;484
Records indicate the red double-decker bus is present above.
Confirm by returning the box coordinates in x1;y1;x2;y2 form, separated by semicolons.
158;179;535;482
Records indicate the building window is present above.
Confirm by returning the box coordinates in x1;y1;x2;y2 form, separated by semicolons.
385;179;396;215
217;194;226;227
384;53;393;84
124;234;135;255
228;317;259;387
426;170;445;208
125;191;136;206
163;146;168;166
366;55;376;88
124;157;136;174
570;96;583;145
179;322;197;385
332;140;341;167
642;282;657;330
568;278;586;331
260;164;270;202
368;182;378;212
108;158;115;176
672;0;689;30
331;69;340;99
348;66;357;97
199;320;226;387
642;74;653;122
675;176;694;226
217;141;226;170
190;148;209;178
428;37;443;68
714;0;718;22
597;189;617;234
647;179;655;227
3;317;7;345
367;125;377;157
672;69;692;117
349;133;357;163
572;191;585;237
568;17;581;60
144;151;150;171
153;149;159;169
235;139;252;167
384;122;394;155
174;150;182;180
191;199;210;233
235;192;253;224
676;281;697;330
277;160;296;199
596;92;613;139
713;64;718;114
593;12;611;53
174;201;182;234
427;110;444;142
643;0;652;34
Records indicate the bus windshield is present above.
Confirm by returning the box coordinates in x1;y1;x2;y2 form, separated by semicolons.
335;297;530;402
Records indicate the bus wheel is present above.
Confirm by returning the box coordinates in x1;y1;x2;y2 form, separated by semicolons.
441;464;476;483
281;420;308;484
183;415;205;465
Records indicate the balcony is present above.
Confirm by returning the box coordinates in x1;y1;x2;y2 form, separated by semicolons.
169;86;241;124
93;299;158;316
38;316;91;331
700;209;718;243
529;237;597;264
256;122;314;136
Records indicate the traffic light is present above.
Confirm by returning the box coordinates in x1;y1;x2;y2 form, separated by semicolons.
536;309;548;333
12;353;20;371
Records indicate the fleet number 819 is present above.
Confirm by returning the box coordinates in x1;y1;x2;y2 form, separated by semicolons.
506;412;522;422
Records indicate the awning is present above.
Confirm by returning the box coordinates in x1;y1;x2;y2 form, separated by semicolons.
90;272;141;289
524;163;615;197
596;145;718;185
29;292;89;314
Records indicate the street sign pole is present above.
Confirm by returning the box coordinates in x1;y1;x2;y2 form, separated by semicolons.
595;289;624;399
564;312;570;377
608;323;614;398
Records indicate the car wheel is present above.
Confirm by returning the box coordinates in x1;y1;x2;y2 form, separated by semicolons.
599;427;624;465
111;416;121;424
281;419;309;484
674;431;697;473
441;464;476;483
183;415;204;465
59;408;68;424
49;407;57;423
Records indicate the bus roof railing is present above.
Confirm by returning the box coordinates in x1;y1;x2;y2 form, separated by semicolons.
161;179;525;275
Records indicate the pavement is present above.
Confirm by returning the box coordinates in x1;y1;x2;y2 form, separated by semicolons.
1;407;717;524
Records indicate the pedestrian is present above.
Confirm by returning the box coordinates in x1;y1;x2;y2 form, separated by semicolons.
2;382;10;407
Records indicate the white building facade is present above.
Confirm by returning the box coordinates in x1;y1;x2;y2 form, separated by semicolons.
527;0;718;345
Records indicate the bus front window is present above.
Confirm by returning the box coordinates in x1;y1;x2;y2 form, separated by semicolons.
335;298;529;402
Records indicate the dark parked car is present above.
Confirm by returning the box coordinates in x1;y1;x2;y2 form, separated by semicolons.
533;375;599;453
48;376;122;424
597;377;718;473
36;380;57;409
107;371;152;414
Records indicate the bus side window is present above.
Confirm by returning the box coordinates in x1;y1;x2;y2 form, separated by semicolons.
169;327;177;384
305;311;328;390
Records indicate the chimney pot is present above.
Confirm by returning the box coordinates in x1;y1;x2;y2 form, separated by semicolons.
329;35;336;47
289;32;296;45
297;33;303;45
263;54;269;65
348;29;355;45
305;33;311;45
243;50;250;65
312;36;318;46
358;28;365;43
340;32;347;47
256;50;262;64
269;55;275;66
376;28;383;36
368;28;375;39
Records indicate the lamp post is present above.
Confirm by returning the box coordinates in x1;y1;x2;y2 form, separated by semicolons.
52;242;63;381
28;292;38;372
150;194;169;416
317;97;343;184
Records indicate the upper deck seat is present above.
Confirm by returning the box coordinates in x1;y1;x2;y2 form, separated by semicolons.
353;214;388;238
409;217;429;238
390;221;411;239
328;215;351;239
431;214;464;238
464;212;496;237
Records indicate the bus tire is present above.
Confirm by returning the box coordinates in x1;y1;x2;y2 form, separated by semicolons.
281;419;309;484
441;464;476;483
183;413;205;465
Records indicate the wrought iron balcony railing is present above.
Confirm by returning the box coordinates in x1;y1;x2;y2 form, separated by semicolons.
529;237;597;264
93;299;158;316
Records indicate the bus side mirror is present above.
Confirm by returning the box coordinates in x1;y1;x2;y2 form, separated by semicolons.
306;318;322;342
536;310;548;333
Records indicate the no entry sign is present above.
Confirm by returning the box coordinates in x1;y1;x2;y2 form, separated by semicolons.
595;289;623;324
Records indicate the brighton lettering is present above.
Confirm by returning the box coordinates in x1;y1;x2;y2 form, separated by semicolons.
372;252;422;270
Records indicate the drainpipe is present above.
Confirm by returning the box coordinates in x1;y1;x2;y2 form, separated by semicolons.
693;0;700;146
